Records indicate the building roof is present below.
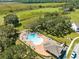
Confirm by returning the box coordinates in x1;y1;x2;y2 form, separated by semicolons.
76;23;79;28
44;42;63;57
73;22;79;28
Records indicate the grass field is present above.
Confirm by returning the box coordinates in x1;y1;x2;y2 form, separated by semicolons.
0;8;60;25
16;8;61;31
0;2;63;25
17;8;60;20
0;2;65;14
67;9;79;23
42;32;79;46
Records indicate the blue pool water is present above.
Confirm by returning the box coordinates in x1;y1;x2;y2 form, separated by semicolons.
27;33;43;45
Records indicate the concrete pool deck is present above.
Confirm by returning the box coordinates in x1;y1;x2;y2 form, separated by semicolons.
20;32;51;56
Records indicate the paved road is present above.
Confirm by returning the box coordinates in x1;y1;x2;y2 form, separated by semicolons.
70;44;79;59
66;37;79;58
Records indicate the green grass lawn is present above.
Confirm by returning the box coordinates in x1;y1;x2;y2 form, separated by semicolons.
0;15;5;25
17;8;60;20
42;32;79;46
0;2;65;15
0;8;60;25
27;3;65;6
13;8;60;30
67;9;79;23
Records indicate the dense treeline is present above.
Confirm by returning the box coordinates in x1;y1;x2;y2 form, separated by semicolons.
0;0;13;2
0;3;65;15
0;25;17;53
0;0;67;3
68;0;79;8
0;0;79;4
60;0;79;9
15;0;79;3
15;0;62;3
26;12;73;37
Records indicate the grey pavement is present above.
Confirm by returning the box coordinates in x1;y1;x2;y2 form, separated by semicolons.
70;44;79;59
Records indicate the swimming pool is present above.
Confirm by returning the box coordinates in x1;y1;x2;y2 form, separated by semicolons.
27;33;43;45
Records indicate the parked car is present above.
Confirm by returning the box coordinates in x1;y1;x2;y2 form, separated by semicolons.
71;51;77;59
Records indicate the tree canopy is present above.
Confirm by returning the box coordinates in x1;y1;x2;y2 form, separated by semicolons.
0;43;44;59
4;13;19;27
64;0;79;9
0;25;17;52
0;45;27;59
15;0;64;3
27;12;73;37
0;24;44;59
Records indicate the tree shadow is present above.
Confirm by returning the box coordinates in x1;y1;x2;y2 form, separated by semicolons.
15;23;22;27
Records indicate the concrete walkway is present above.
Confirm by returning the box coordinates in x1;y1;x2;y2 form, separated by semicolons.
66;37;79;58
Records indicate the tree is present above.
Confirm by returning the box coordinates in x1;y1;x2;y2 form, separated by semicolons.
0;41;4;53
0;25;18;51
28;12;73;37
62;3;75;14
0;44;43;59
4;13;19;27
0;45;26;59
64;0;79;9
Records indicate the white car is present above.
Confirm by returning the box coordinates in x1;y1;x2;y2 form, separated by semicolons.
71;51;77;59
